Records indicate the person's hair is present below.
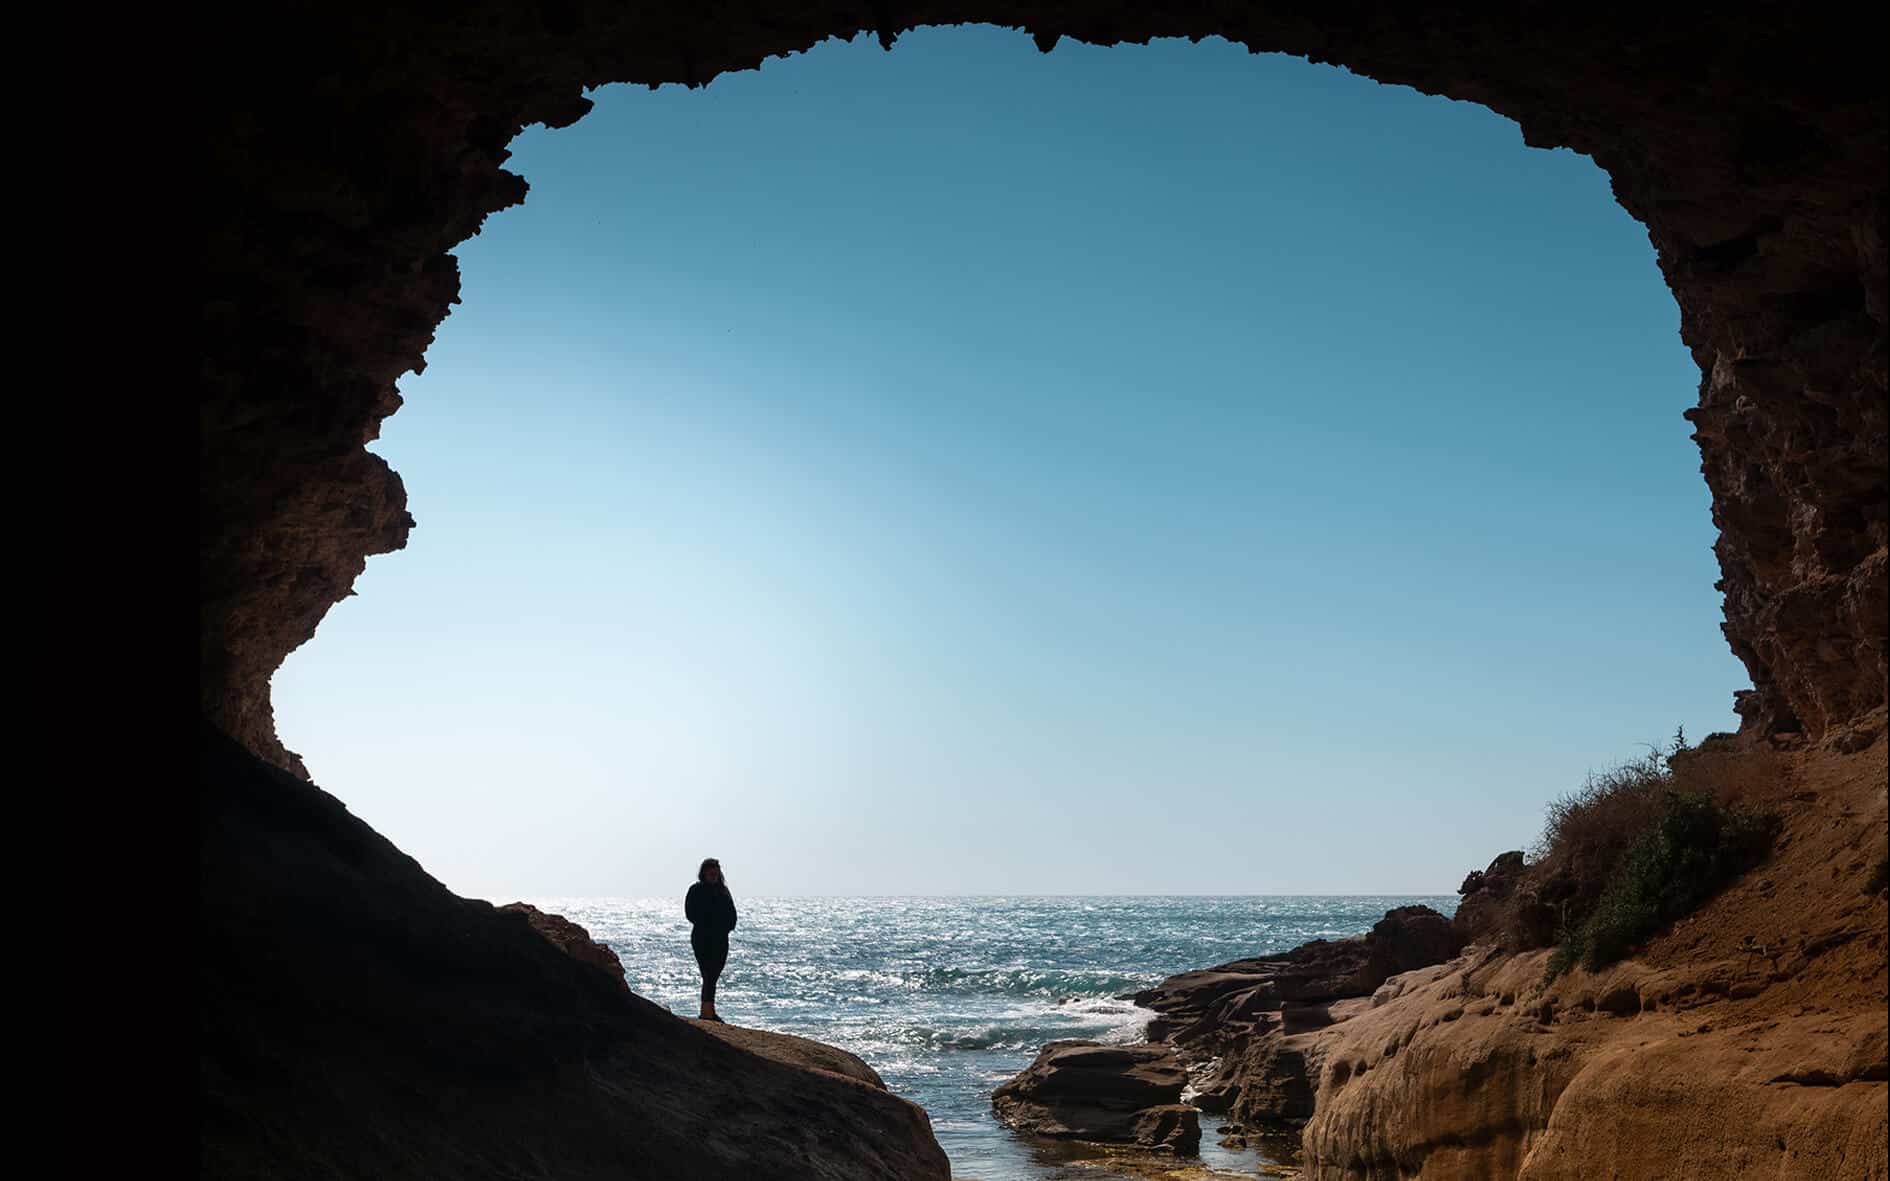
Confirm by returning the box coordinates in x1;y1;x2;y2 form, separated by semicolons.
697;858;722;883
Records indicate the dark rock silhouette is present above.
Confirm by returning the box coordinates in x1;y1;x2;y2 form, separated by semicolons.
201;3;1886;774
198;725;950;1180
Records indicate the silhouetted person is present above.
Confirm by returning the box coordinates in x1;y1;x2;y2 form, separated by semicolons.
685;857;737;1022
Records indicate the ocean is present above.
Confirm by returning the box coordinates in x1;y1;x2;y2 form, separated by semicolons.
523;895;1457;1180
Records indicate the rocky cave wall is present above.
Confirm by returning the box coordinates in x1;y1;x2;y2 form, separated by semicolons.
203;1;1888;773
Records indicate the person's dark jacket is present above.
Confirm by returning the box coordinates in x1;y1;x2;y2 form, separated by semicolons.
685;881;737;941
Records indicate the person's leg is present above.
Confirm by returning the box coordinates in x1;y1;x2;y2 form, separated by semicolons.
696;938;727;1019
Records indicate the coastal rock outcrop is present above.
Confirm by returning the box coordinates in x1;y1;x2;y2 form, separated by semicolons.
1451;850;1528;945
1115;906;1467;1139
1131;904;1466;1044
499;902;630;989
199;725;952;1180
1293;728;1889;1180
992;1040;1200;1152
1131;727;1890;1179
991;907;1469;1161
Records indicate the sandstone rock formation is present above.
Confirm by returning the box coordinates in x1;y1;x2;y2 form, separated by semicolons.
989;907;1467;1163
202;3;1887;775
1113;905;1468;1137
992;1040;1201;1153
1294;727;1890;1180
199;725;951;1180
1132;725;1890;1179
1131;905;1467;1045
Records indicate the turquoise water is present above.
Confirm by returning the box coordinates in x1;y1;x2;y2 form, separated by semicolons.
526;895;1455;1180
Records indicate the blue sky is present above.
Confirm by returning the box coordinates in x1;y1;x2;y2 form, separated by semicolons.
273;27;1744;899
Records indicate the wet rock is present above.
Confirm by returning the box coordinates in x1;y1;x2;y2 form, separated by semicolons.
1188;1056;1245;1114
1130;1104;1202;1154
992;1040;1191;1146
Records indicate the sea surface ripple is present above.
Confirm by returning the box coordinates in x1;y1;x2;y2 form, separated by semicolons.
524;894;1455;1180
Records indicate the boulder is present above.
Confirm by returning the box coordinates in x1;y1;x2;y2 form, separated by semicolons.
1132;905;1467;1064
1362;906;1469;988
1452;850;1529;944
991;1040;1197;1152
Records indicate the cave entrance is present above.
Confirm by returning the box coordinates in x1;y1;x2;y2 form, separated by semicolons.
272;28;1744;903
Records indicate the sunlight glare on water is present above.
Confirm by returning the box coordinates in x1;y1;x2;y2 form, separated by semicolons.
522;894;1454;1179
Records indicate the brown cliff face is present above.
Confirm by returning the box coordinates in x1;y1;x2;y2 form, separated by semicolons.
1296;728;1887;1179
202;3;1887;772
1111;731;1886;1178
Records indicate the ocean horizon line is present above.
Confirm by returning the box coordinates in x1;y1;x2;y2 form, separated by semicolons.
486;891;1461;901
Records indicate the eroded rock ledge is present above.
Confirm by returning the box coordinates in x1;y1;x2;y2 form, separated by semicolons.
1080;728;1888;1179
203;3;1887;774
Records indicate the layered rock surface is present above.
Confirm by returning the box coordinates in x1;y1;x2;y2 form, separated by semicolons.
1294;728;1889;1180
1013;731;1888;1178
1119;906;1469;1131
991;907;1467;1163
1126;728;1890;1179
199;724;951;1181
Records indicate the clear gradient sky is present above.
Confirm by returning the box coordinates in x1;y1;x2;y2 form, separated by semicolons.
272;27;1746;900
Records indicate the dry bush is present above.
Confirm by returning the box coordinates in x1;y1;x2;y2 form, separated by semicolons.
1487;728;1784;958
1533;747;1673;893
1546;792;1780;978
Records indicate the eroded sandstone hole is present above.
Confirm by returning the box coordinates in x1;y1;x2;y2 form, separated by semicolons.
193;8;1887;1180
204;11;1887;794
265;30;1754;896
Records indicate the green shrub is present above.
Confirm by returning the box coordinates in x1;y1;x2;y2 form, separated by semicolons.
1509;730;1686;954
1545;790;1779;979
